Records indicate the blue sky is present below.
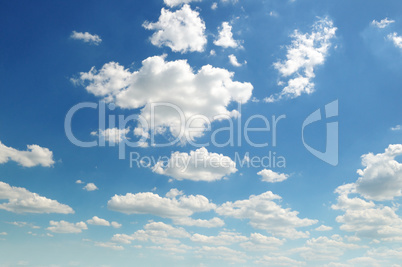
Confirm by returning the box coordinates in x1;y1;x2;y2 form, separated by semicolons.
1;0;402;266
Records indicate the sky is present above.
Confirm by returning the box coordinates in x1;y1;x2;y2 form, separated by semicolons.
0;0;402;266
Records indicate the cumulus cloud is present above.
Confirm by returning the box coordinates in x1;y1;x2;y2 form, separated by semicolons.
355;144;402;201
387;32;402;49
95;241;124;250
108;189;221;227
240;233;284;251
143;5;207;53
216;191;318;239
83;183;98;192
76;55;253;142
91;128;130;144
257;169;289;183
332;183;402;240
0;141;54;167
70;31;102;45
87;216;110;226
371;18;395;29
163;0;201;7
255;256;306;266
153;147;237;182
111;221;122;228
47;221;87;234
266;17;336;102
0;181;74;214
214;22;242;49
196;246;247;264
228;54;245;67
299;235;361;262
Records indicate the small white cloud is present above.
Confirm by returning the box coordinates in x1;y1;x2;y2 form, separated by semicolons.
387;32;402;49
0;181;74;214
47;220;87;234
257;169;289;183
111;221;122;228
70;31;102;45
315;225;333;231
75;180;84;184
267;17;337;102
153;147;237;182
211;2;218;10
87;216;110;226
0;141;54;167
95;241;124;250
210;49;216;56
0;232;7;236
371;18;395;29
83;183;98;192
143;5;207;53
391;125;401;131
214;22;242;49
228;54;243;67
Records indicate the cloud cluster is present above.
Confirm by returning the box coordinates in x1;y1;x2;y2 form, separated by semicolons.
163;0;201;7
266;17;336;102
0;181;74;214
0;141;54;167
87;216;122;228
77;55;253;141
216;191;318;239
108;189;222;227
387;32;402;49
153;147;237;182
143;5;207;53
371;18;395;29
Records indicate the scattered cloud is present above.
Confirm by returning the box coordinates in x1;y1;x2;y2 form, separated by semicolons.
371;18;395;29
266;17;336;102
47;221;88;234
153;147;237;182
211;2;218;10
70;31;102;45
257;169;290;183
111;221;122;228
190;231;248;245
76;55;252;141
75;180;84;184
0;181;74;214
216;191;318;239
95;241;124;250
0;141;54;167
391;125;401;131
255;255;306;266
83;183;98;191
143;5;207;53
196;246;247;264
214;22;242;49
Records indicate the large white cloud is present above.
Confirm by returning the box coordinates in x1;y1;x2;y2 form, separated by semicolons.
0;141;54;167
214;22;242;49
266;17;336;102
0;181;74;214
76;55;253;141
332;183;402;240
153;147;237;182
355;144;402;201
143;5;207;53
216;191;318;239
107;189;222;227
47;220;87;234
